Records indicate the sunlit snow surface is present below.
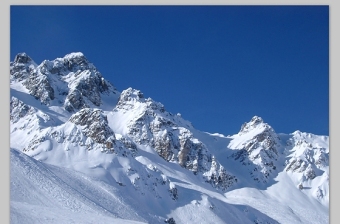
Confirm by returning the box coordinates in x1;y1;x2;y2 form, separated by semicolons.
10;53;329;224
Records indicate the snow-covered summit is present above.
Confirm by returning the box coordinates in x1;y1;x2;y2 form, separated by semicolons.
10;52;119;112
238;115;270;135
13;52;34;64
10;52;38;82
64;52;86;59
63;52;93;72
228;116;281;184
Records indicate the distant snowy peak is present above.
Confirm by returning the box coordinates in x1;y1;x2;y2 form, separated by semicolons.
40;52;94;74
10;52;119;111
284;130;329;172
13;52;35;64
284;131;329;177
63;52;91;71
238;116;270;135
229;116;282;183
280;131;329;206
231;116;280;149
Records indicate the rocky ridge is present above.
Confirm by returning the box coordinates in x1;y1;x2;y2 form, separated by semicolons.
10;52;329;206
10;52;237;197
115;88;237;191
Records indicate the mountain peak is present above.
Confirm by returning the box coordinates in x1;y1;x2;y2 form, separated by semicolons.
62;52;91;72
250;115;264;124
239;115;268;134
14;52;32;64
63;52;86;59
120;87;144;101
116;87;148;109
10;51;119;109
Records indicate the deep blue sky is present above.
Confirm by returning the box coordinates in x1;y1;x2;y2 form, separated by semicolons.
10;6;329;136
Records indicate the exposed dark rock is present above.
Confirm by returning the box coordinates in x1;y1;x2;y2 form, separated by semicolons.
169;186;178;200
10;97;32;123
23;73;55;105
69;108;115;148
304;164;316;180
64;89;88;112
178;138;192;167
10;53;36;81
153;134;173;161
165;217;176;224
126;100;237;191
10;54;55;105
70;72;108;106
14;53;32;64
11;52;118;110
63;52;90;72
23;136;46;152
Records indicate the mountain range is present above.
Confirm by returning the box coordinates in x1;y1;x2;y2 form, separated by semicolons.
10;52;329;224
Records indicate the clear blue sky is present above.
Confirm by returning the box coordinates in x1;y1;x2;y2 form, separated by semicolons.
10;5;329;136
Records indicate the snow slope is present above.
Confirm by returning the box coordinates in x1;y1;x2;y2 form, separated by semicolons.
10;52;329;224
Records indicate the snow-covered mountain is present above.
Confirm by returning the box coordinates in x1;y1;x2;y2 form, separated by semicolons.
10;52;329;224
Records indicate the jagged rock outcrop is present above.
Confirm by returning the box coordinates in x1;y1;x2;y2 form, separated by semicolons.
69;108;115;150
10;52;119;110
10;53;37;81
23;72;55;105
63;52;91;72
10;96;55;131
60;53;118;111
10;97;34;123
64;89;88;111
64;65;113;111
10;53;55;104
